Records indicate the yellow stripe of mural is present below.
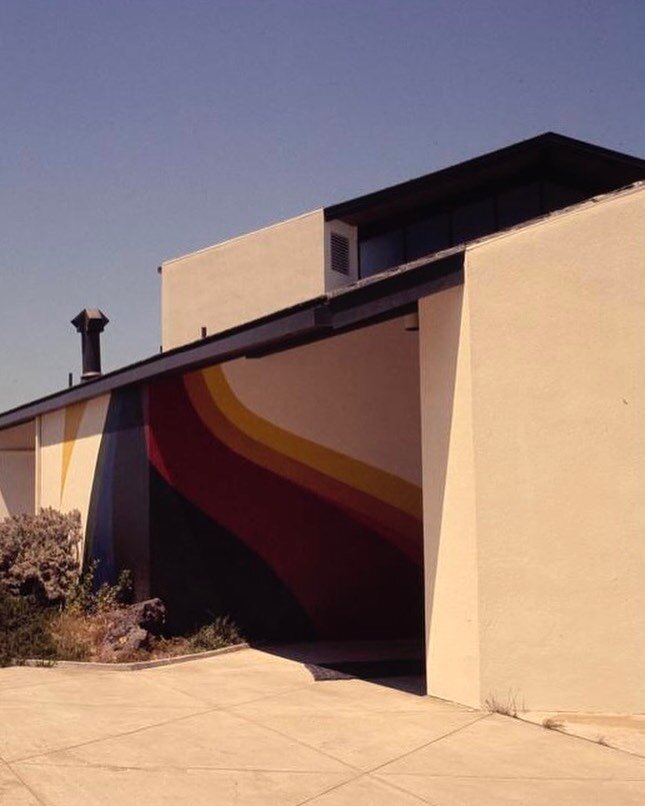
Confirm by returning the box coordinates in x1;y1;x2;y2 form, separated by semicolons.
61;401;87;497
195;365;422;521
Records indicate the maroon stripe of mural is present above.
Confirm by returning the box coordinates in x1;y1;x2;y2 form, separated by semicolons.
146;375;423;639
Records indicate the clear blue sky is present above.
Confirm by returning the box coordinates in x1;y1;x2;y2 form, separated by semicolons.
1;0;643;411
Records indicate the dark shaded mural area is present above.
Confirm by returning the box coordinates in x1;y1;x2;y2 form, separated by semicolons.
148;468;315;637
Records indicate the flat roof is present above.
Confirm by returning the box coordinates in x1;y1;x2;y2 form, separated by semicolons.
324;132;645;231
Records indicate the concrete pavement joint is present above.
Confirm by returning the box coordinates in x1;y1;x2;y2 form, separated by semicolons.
8;703;220;764
15;760;358;775
364;713;490;775
225;694;489;792
143;675;316;712
0;670;117;697
225;707;363;773
293;770;370;806
293;765;437;806
375;772;645;781
366;773;440;805
3;760;48;806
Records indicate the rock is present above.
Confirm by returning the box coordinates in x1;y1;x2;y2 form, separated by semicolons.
127;598;166;634
98;598;166;662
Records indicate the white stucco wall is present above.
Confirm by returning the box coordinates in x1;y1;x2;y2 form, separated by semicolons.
420;185;645;712
0;422;35;518
0;451;35;518
0;421;34;451
161;210;326;350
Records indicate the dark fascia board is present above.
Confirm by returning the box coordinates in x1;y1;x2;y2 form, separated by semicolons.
0;249;465;431
324;132;645;227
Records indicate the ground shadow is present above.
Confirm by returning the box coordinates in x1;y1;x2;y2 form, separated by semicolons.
252;639;426;696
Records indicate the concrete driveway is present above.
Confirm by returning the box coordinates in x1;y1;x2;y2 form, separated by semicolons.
0;644;643;805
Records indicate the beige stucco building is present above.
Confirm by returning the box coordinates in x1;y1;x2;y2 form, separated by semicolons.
1;133;643;713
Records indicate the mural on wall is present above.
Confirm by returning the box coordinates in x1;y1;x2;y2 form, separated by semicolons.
84;387;150;597
61;401;87;498
40;395;110;530
79;362;424;640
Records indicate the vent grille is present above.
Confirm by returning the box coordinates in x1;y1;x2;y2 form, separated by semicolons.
330;232;350;275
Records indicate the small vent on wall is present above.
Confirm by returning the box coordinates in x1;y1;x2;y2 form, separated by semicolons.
330;232;350;275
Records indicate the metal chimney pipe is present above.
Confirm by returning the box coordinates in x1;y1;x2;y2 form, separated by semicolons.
71;309;109;382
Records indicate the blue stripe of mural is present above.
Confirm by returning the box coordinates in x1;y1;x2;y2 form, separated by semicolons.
84;387;149;594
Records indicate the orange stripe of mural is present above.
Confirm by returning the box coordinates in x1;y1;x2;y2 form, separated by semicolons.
198;365;422;522
61;401;87;497
183;370;422;562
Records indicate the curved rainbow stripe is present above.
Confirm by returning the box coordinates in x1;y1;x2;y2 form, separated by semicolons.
183;365;423;563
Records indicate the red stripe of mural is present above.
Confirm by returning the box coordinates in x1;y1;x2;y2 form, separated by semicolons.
146;376;422;638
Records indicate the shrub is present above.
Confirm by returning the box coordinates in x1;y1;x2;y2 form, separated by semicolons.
189;616;242;651
66;561;133;615
0;509;81;605
0;590;56;666
50;564;134;661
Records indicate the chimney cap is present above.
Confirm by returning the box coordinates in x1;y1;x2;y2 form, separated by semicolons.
71;308;109;333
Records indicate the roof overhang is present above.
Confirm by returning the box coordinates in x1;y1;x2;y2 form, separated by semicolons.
0;249;464;431
325;133;645;233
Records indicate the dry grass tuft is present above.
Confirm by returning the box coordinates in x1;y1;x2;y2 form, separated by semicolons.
485;691;522;718
49;610;113;661
542;717;564;731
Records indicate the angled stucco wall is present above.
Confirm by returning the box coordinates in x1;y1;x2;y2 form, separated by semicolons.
161;210;326;350
421;185;645;712
419;284;480;707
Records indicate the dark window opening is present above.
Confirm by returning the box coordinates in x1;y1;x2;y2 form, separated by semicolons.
356;179;586;279
360;230;405;278
406;212;451;261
